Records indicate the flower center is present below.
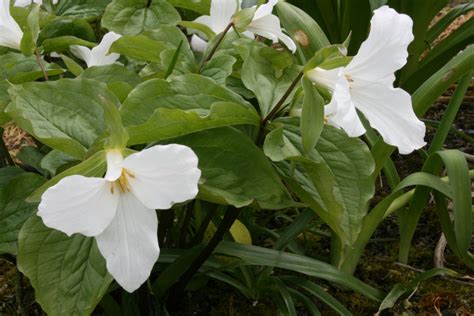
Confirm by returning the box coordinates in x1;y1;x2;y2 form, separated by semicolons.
110;169;135;194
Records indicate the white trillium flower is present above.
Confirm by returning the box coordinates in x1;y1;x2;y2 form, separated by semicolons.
306;6;426;154
14;0;58;7
70;31;122;68
0;0;23;50
38;145;201;292
190;0;296;53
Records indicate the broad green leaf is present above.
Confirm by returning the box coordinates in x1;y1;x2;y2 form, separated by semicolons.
102;0;181;35
0;166;24;188
110;35;170;64
42;36;96;53
0;52;64;84
28;150;106;202
0;173;45;255
126;102;259;145
6;79;119;159
275;120;375;245
166;0;210;15
79;64;142;101
276;2;330;63
38;17;96;44
18;215;113;316
121;74;250;126
17;146;48;176
301;76;324;152
235;39;301;116
263;126;300;162
201;55;237;85
178;21;215;40
60;54;84;76
165;127;294;209
0;81;12;125
40;150;78;177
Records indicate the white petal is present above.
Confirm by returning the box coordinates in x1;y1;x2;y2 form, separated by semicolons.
70;45;92;66
253;0;277;20
325;76;366;137
123;144;201;210
0;0;23;50
88;31;122;67
95;192;159;293
247;14;296;53
104;149;124;181
190;35;208;53
210;0;238;33
38;176;118;237
345;6;414;83
351;81;426;154
306;67;342;91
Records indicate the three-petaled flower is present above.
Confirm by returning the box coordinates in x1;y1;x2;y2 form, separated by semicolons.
190;0;296;53
38;145;201;292
14;0;58;7
306;6;426;154
0;0;24;50
70;31;122;68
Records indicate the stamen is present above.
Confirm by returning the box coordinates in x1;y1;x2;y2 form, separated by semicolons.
116;169;133;193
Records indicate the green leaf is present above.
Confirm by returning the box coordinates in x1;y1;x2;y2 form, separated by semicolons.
215;241;384;302
6;79;120;159
17;215;113;316
0;52;64;84
235;39;301;116
0;166;24;188
166;0;210;15
28;150;106;203
20;4;41;56
121;74;250;126
38;17;96;44
40;150;78;177
110;35;170;63
301;77;324;152
42;36;96;53
275;120;375;245
201;55;237;85
165;127;294;209
178;21;215;40
0;173;45;255
79;64;142;101
126;102;259;145
276;2;330;63
263;126;300;162
60;54;84;76
100;95;129;149
102;0;181;35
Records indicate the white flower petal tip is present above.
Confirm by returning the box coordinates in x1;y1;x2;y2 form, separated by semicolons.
38;175;118;237
307;6;424;155
123;144;201;210
96;192;159;293
190;35;209;53
0;0;23;50
70;31;122;68
14;0;58;6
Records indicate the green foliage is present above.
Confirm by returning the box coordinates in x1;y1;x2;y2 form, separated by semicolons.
18;215;113;316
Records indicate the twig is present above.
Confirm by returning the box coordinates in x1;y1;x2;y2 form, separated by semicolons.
34;50;49;81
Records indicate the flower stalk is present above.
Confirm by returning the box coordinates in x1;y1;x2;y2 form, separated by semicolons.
34;50;49;81
168;207;243;307
199;22;234;72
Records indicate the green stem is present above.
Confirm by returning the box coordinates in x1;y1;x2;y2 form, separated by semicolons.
34;50;49;81
189;206;216;247
178;201;194;247
168;207;242;307
256;71;303;145
199;22;234;72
